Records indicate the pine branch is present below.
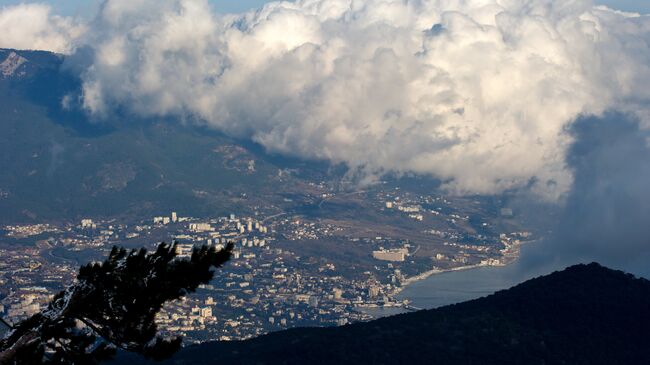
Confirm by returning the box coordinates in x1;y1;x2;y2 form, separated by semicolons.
0;241;233;364
0;317;13;331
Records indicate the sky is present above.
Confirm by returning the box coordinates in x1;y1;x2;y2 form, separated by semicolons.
0;0;272;16
598;0;650;13
1;0;649;16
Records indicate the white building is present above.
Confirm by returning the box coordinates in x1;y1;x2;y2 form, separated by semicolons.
372;249;407;262
189;223;212;232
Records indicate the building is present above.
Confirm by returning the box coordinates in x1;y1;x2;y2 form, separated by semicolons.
398;205;421;213
372;249;407;262
80;219;96;229
171;212;178;223
309;296;319;308
189;223;212;232
368;286;380;298
175;244;194;258
200;307;213;318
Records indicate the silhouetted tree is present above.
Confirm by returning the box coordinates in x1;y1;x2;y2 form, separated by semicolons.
0;241;233;364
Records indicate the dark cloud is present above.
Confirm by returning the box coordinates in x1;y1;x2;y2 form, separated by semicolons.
522;112;650;277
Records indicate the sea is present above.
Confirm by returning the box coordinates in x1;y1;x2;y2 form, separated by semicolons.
362;244;555;318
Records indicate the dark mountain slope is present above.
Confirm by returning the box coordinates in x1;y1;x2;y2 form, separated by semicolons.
125;263;650;364
0;49;330;223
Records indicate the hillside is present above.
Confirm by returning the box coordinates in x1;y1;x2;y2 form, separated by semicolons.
122;263;650;364
0;49;331;223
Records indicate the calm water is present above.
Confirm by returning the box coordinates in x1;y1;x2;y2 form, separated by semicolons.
396;264;531;309
360;245;554;318
397;245;551;310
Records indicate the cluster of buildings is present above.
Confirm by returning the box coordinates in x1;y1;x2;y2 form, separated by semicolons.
385;201;425;221
153;212;185;225
1;288;52;324
278;219;344;241
147;217;410;340
3;224;59;238
0;242;75;325
0;186;534;344
375;189;537;272
156;297;217;334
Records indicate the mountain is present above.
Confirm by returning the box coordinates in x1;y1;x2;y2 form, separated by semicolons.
121;263;650;364
0;49;331;223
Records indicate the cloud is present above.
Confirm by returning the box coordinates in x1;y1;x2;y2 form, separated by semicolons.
9;0;650;201
519;112;650;277
71;0;650;199
0;3;85;54
556;112;650;274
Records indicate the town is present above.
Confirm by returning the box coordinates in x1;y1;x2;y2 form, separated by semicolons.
0;188;533;343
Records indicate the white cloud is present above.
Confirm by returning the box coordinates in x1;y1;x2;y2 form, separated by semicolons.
0;3;85;54
10;0;650;200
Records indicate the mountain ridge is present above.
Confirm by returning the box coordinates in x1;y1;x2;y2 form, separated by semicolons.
120;263;650;365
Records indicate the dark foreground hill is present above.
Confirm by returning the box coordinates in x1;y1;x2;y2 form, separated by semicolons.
122;263;650;365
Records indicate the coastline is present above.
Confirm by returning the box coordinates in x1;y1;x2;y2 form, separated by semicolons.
355;262;496;318
357;241;538;317
391;263;491;299
390;240;537;306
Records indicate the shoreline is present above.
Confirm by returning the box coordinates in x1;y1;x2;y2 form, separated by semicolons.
389;240;537;306
356;241;538;317
355;265;490;316
391;263;491;299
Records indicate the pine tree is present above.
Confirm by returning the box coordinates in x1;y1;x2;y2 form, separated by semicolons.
0;241;233;364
